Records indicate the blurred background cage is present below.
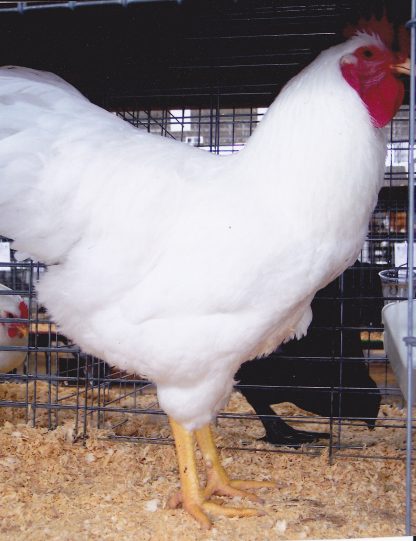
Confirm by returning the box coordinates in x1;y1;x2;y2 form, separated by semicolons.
0;0;414;469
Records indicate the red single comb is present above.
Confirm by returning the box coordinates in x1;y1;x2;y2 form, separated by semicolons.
343;13;410;57
398;25;410;57
19;301;28;320
343;13;395;48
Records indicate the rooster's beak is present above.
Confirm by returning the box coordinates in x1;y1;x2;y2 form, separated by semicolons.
14;323;28;339
392;58;411;75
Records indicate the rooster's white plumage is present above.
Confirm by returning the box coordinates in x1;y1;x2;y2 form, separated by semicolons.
0;19;410;527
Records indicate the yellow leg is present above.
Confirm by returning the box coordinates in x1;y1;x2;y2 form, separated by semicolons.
195;424;276;502
168;417;211;528
168;418;264;529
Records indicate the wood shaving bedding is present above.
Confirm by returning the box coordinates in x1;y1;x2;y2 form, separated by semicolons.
0;381;414;540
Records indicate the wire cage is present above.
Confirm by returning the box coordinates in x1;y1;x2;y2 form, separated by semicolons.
0;0;414;536
0;103;411;459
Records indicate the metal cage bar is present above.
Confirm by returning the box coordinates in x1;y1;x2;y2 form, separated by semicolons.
405;1;416;534
0;0;181;14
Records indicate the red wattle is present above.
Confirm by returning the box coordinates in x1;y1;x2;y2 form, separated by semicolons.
8;325;18;338
361;76;405;128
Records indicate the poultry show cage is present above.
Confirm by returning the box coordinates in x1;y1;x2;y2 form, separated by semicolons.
0;100;411;450
0;0;414;536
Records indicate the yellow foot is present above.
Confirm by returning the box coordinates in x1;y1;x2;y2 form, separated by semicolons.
168;490;264;529
168;418;269;529
204;462;276;503
196;424;275;503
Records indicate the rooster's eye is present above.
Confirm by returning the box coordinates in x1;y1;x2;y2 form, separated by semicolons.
362;49;374;59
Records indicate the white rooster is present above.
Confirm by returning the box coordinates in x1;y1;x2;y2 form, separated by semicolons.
0;284;28;374
0;16;410;527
